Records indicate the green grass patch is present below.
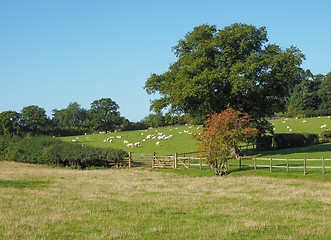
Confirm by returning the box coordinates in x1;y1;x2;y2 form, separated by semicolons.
61;125;201;156
270;116;330;135
0;161;330;239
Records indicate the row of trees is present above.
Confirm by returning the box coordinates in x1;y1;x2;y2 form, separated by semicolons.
0;98;193;136
0;98;123;136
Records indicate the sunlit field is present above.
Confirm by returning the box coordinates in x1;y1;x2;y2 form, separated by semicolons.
60;116;331;159
0;161;330;239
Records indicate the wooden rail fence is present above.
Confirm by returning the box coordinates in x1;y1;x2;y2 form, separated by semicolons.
127;152;330;175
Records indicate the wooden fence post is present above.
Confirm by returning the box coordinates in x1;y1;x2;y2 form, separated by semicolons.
152;152;155;168
304;158;306;175
128;152;132;168
270;157;272;173
199;158;202;170
254;157;256;170
286;158;289;174
239;157;242;170
226;160;228;172
188;156;190;168
174;153;178;169
322;157;325;174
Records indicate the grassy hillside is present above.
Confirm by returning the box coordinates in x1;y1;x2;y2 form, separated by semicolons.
270;116;330;134
0;161;330;239
61;125;201;156
61;116;330;158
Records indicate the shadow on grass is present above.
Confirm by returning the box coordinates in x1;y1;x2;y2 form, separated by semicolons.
0;179;50;189
245;143;331;158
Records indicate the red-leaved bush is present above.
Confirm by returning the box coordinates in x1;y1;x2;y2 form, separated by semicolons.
194;107;258;175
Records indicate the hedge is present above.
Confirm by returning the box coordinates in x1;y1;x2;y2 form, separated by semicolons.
273;133;319;149
0;136;128;169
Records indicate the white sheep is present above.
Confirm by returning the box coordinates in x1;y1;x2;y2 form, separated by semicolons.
127;143;134;148
156;141;160;146
134;142;140;147
72;139;78;143
124;140;129;145
320;124;327;129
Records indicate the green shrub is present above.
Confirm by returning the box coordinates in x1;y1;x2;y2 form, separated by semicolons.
321;130;331;142
0;136;128;168
256;135;273;150
273;133;319;149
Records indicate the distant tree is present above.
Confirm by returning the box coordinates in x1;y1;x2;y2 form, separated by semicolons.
21;105;48;134
52;102;88;129
195;108;258;175
144;23;305;123
0;111;22;136
318;72;331;112
142;113;164;128
287;70;322;112
89;98;121;131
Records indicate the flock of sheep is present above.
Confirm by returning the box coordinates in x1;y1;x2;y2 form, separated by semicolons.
97;126;199;148
272;117;329;132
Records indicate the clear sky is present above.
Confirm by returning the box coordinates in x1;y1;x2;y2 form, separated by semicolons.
1;0;330;122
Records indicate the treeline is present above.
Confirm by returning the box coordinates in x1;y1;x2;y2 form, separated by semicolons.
280;70;331;118
0;97;191;137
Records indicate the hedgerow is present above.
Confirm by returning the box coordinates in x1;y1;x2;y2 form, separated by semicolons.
0;136;128;169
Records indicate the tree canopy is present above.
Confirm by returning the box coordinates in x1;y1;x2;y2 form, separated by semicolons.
89;98;121;131
144;23;305;122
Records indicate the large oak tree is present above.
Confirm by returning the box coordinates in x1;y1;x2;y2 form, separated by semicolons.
144;23;305;123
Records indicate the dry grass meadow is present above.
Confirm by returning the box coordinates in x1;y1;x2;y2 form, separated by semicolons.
0;161;330;239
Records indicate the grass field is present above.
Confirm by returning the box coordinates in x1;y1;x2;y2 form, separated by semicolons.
61;125;201;156
61;116;331;159
0;161;330;239
269;116;330;134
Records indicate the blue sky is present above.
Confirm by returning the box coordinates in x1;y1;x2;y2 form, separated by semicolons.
1;0;330;122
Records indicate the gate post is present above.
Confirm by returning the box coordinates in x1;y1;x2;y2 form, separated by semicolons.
128;152;131;168
174;153;178;169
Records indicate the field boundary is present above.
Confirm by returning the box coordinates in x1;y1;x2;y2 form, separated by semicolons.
127;152;331;175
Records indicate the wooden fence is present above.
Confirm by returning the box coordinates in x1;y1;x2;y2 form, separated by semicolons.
127;152;331;175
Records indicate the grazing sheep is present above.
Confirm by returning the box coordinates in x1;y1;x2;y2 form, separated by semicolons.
127;143;134;148
134;142;140;147
302;120;306;123
289;129;293;131
109;140;113;143
124;140;129;145
287;126;290;129
116;136;122;138
320;124;327;129
72;139;78;143
156;142;160;146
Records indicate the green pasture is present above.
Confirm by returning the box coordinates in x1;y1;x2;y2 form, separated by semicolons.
0;161;330;239
61;116;330;160
61;125;201;156
269;116;330;134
